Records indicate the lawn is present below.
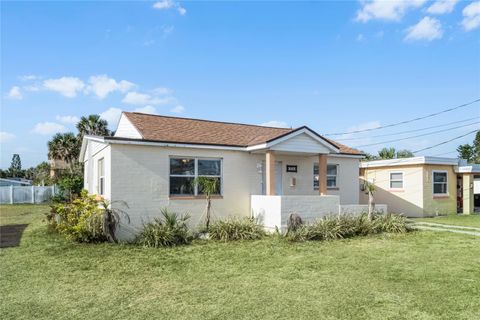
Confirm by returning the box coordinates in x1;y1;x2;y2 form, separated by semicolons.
1;205;479;320
413;214;480;228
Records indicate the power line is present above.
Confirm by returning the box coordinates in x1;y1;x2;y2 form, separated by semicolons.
354;122;480;148
335;117;479;142
413;130;478;153
324;98;480;136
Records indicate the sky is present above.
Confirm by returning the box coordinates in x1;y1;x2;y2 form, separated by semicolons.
1;0;479;169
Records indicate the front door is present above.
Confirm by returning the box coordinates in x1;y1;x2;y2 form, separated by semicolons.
261;161;283;195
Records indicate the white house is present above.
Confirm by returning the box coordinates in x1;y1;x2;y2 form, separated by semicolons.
80;112;366;239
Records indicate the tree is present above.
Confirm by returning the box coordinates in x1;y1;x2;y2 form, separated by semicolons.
76;114;110;140
396;149;414;159
457;144;475;162
378;147;396;160
48;133;81;168
473;131;480;163
362;152;378;161
363;181;376;220
194;177;220;231
9;154;22;177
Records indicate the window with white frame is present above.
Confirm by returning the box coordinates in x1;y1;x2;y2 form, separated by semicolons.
169;157;222;196
314;164;338;189
98;158;105;195
389;172;403;189
433;171;448;195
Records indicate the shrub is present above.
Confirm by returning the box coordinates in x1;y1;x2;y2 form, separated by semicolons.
136;209;191;248
209;217;266;241
286;213;408;242
49;190;128;243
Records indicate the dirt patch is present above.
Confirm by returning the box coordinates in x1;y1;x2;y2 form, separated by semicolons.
0;224;28;248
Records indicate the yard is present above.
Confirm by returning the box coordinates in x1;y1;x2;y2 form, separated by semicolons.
413;214;480;228
1;205;479;320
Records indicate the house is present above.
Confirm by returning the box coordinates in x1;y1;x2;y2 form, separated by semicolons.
0;178;32;187
360;157;480;217
80;112;366;239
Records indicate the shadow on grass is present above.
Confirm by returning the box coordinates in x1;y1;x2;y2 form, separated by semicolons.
0;224;28;248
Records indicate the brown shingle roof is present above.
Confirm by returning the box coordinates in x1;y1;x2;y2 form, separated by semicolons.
122;112;362;155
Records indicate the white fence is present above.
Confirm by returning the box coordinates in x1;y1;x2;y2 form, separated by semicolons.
0;186;57;204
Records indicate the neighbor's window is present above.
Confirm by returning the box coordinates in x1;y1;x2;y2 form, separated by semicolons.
433;171;448;195
389;172;403;189
98;158;105;195
170;157;222;196
314;164;338;189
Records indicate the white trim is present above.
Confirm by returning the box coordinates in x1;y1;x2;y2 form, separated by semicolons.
389;171;404;190
360;156;459;168
432;170;449;196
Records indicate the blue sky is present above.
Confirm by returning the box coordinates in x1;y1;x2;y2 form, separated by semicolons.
1;0;479;168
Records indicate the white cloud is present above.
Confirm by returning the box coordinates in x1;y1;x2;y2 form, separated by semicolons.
134;105;157;114
356;0;427;22
7;86;22;100
85;75;135;99
162;25;175;37
170;105;185;114
152;87;172;95
405;17;443;41
260;120;289;128
356;33;365;42
18;74;39;81
100;107;123;127
23;84;41;92
122;91;174;105
0;132;15;143
31;122;67;135
153;0;174;9
153;0;186;15
178;6;186;15
55;115;80;125
462;1;480;31
426;0;459;14
43;77;85;97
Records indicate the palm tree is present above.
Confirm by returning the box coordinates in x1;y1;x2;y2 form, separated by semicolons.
363;181;376;220
76;114;110;139
48;132;80;167
194;177;219;231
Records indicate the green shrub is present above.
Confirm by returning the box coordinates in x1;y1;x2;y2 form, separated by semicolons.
286;213;408;242
209;217;266;241
50;190;106;242
136;209;191;248
49;190;128;243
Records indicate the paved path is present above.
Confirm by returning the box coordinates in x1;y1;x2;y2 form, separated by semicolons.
411;222;480;237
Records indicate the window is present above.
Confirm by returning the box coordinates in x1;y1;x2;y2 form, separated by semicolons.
169;157;222;196
433;171;448;195
98;158;105;195
314;164;338;189
389;172;403;189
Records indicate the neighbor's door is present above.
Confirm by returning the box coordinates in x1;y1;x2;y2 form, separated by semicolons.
261;161;283;195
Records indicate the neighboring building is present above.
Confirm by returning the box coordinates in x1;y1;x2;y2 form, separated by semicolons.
360;157;480;217
80;112;365;239
0;178;32;187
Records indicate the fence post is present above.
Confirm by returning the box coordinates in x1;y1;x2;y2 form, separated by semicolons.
10;185;14;204
32;185;35;204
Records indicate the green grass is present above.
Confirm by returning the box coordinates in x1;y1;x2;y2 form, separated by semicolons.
1;205;480;320
413;214;480;228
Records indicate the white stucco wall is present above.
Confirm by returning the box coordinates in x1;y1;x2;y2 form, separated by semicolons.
83;141;362;240
83;140;111;199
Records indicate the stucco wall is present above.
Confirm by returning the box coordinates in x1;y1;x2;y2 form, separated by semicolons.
83;141;111;199
361;164;457;217
103;143;360;240
422;165;457;216
360;164;425;217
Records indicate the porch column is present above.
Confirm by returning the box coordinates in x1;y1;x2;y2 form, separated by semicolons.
266;150;276;195
318;154;327;195
463;174;474;215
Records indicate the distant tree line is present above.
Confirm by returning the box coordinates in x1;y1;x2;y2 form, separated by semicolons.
363;148;415;161
456;131;480;163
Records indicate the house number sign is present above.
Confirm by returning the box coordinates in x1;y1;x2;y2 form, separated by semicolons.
286;165;297;173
